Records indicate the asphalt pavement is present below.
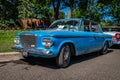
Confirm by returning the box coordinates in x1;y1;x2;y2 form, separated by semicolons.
0;48;120;80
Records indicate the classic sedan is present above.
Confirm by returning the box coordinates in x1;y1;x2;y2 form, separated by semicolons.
12;18;112;68
103;26;120;46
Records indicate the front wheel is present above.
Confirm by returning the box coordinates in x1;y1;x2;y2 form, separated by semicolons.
56;44;71;68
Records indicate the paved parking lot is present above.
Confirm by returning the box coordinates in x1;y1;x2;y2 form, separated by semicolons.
0;47;120;80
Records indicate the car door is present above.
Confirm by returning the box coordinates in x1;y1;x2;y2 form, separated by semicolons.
79;20;97;54
90;22;104;51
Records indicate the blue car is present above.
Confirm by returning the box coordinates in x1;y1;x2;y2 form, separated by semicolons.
12;18;112;67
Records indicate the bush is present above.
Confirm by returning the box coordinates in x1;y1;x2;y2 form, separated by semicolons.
0;19;17;30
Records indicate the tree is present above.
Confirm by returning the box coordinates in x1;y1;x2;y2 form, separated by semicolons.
73;0;119;25
50;0;61;20
0;0;18;29
48;8;65;22
17;0;50;19
97;0;120;25
17;0;28;19
50;0;79;19
30;0;50;19
86;0;101;22
0;0;51;29
73;0;89;19
59;11;65;19
62;0;79;18
72;9;83;18
109;0;120;25
0;0;18;19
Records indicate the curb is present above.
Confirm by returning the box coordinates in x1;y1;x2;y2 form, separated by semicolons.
0;52;20;56
0;52;22;63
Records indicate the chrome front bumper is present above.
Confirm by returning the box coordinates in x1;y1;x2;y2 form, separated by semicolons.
12;46;53;56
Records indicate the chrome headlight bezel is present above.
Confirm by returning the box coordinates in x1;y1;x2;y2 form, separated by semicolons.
42;38;53;48
14;37;20;44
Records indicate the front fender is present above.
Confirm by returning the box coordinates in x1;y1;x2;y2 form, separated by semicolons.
54;40;76;57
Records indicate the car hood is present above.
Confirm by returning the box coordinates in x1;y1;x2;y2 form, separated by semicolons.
17;30;54;36
16;30;90;37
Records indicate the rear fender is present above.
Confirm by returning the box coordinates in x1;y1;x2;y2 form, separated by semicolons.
103;39;112;48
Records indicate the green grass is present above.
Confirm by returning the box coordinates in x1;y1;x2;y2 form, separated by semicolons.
0;30;20;52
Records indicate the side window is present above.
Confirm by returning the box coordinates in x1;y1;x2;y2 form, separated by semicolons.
91;22;100;32
68;20;79;31
81;20;90;32
84;26;90;31
81;20;100;32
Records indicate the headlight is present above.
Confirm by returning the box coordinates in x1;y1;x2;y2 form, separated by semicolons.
14;37;20;44
42;38;53;48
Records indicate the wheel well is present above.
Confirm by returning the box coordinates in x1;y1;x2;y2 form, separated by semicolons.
62;43;75;56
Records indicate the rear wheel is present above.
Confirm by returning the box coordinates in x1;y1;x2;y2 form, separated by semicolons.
100;42;108;55
56;44;71;68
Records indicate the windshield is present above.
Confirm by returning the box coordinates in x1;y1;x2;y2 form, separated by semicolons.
49;19;80;31
103;28;120;32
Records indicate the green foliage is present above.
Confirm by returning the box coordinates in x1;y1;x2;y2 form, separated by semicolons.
0;20;6;29
0;0;120;29
16;0;51;19
110;0;120;25
59;12;65;19
62;0;80;18
72;9;84;18
71;0;120;26
0;19;16;30
97;0;120;25
100;21;114;26
29;0;50;19
0;0;51;30
17;0;28;19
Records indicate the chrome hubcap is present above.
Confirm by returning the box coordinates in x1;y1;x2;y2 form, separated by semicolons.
63;46;70;61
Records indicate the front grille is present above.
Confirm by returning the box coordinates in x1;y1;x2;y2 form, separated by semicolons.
20;34;37;48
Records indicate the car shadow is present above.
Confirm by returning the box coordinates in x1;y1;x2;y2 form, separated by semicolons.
110;45;120;49
71;49;113;65
14;49;113;69
20;58;59;69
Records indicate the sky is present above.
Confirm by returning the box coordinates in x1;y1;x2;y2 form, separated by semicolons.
60;8;68;15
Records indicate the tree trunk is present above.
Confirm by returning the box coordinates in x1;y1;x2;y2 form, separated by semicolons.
67;7;72;18
54;8;59;20
51;0;60;20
